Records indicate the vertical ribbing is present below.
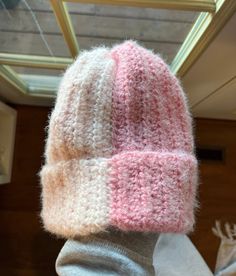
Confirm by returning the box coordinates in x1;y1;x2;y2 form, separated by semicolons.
45;52;91;164
46;47;116;165
164;71;194;153
110;49;129;154
124;44;145;151
110;41;153;153
145;54;178;151
91;55;115;157
74;48;114;158
144;51;194;153
40;158;110;237
108;151;197;232
140;49;166;151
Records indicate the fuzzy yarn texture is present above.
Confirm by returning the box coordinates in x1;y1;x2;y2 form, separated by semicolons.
38;40;199;238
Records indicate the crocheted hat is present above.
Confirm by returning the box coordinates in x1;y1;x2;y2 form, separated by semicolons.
39;40;199;238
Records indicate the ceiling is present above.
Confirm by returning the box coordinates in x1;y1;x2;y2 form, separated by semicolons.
183;11;236;120
0;0;235;120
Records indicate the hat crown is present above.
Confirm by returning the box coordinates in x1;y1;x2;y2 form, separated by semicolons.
110;41;194;155
46;41;194;165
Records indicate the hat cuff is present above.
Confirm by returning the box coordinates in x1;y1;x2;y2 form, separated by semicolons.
40;151;198;238
109;151;198;234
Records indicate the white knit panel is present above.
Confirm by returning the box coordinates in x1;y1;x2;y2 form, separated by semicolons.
46;48;115;164
44;50;96;164
73;48;115;157
40;157;110;237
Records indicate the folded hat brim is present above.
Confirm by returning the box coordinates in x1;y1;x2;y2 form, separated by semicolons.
39;151;198;238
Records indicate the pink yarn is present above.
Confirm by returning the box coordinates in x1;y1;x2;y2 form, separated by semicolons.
39;40;199;238
109;41;198;233
109;152;197;232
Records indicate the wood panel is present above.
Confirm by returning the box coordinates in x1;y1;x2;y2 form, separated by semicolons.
0;32;179;62
0;105;63;276
192;76;236;120
0;32;178;63
0;10;191;42
190;118;236;270
0;4;195;62
15;1;197;22
0;32;70;57
0;105;236;274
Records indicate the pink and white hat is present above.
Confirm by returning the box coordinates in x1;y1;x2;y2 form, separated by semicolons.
39;40;199;238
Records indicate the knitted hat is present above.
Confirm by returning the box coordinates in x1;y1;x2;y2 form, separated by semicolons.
39;40;199;238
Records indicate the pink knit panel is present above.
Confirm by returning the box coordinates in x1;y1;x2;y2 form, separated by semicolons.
108;152;198;232
145;52;194;153
109;41;197;232
110;41;147;154
110;41;194;154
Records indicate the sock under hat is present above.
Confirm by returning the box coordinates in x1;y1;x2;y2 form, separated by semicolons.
38;40;199;238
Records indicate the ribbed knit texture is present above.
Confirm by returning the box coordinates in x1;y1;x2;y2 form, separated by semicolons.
39;40;199;238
